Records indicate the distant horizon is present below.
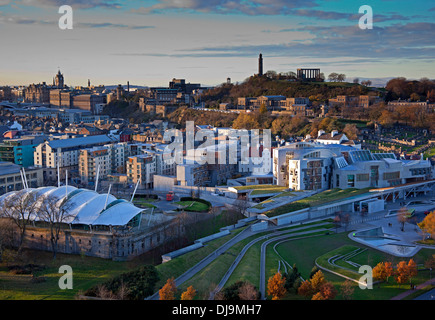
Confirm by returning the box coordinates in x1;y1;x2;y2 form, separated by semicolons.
2;74;428;89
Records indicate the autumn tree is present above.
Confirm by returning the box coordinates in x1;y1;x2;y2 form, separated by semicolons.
310;270;326;293
238;282;259;300
297;270;336;300
267;272;287;300
373;262;388;283
159;277;177;300
297;279;314;297
397;207;409;232
395;261;410;287
340;280;355;300
318;282;337;300
417;211;435;240
407;259;418;285
181;286;196;300
343;123;359;140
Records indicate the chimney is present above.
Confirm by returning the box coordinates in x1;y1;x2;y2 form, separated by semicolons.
331;130;339;137
318;130;325;137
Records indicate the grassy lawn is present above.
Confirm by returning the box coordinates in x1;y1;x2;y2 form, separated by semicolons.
274;232;435;300
424;146;435;159
265;188;372;217
174;201;210;212
233;185;287;196
154;227;246;291
0;249;137;300
225;223;333;291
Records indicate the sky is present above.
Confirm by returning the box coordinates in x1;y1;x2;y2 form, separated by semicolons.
0;0;434;87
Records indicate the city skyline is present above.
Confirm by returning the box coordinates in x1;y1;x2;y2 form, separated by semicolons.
0;0;434;87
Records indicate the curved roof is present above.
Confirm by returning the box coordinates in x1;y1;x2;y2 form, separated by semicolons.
0;186;146;227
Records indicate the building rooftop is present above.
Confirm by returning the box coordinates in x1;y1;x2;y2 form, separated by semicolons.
47;135;116;149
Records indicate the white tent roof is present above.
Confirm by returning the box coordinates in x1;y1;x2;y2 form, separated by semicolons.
0;186;145;227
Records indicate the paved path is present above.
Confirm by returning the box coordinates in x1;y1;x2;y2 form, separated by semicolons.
209;222;330;299
259;229;328;299
147;224;259;300
390;278;435;300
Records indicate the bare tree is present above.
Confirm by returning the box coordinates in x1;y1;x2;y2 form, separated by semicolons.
38;194;74;259
0;190;39;254
397;207;409;232
0;218;14;262
233;198;250;218
342;213;351;232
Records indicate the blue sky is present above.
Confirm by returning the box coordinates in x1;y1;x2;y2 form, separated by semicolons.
0;0;434;87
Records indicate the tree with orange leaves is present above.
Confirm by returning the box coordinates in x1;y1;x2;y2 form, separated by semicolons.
180;285;196;300
159;277;177;300
318;282;337;300
418;211;435;240
267;272;287;300
407;259;418;285
297;279;314;297
310;270;326;293
395;261;409;288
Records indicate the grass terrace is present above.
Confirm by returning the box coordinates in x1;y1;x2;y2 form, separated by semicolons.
232;185;288;196
265;188;373;217
174;201;210;212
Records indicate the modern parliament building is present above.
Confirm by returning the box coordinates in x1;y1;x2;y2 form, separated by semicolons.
273;142;433;191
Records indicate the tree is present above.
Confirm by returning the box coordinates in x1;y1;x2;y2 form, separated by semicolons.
181;286;196;300
238;282;259;300
311;292;325;300
259;103;268;115
410;93;420;102
297;279;313;297
407;259;418;285
38;194;74;259
340;280;355;300
86;265;159;300
318;282;337;300
159;277;177;300
397;207;409;232
353;78;360;84
0;218;14;262
343;124;359;140
267;272;287;300
418;211;435;240
395;261;410;287
284;264;301;291
328;73;339;82
310;270;326;293
309;266;320;279
336;74;346;82
0;190;39;254
373;262;394;285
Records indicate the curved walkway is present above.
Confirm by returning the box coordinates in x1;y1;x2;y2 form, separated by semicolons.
209;223;330;299
390;278;435;300
259;230;328;299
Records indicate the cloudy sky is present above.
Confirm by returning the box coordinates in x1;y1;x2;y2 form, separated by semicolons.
0;0;434;87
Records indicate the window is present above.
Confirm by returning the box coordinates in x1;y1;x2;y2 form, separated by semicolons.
357;174;369;182
383;171;400;180
347;175;355;188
